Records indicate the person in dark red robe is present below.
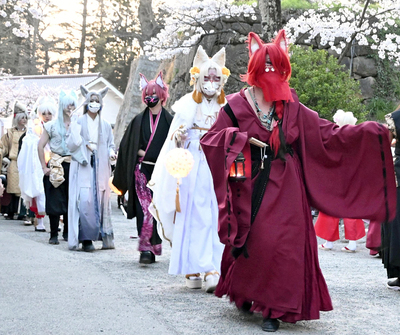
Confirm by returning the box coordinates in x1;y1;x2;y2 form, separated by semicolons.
200;30;396;332
366;220;382;256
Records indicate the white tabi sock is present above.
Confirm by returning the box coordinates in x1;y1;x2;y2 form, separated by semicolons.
36;218;45;230
323;241;334;249
347;240;357;251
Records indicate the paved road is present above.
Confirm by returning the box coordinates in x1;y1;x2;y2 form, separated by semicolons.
1;194;399;334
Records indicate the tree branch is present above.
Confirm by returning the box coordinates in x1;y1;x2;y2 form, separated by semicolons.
337;0;371;64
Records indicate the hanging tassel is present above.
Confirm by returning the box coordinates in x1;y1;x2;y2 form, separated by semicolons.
175;183;181;212
217;89;226;104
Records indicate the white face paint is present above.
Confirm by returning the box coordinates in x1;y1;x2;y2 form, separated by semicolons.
88;102;101;113
201;68;221;98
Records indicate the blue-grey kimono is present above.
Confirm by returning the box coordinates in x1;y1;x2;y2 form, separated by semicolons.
67;113;115;250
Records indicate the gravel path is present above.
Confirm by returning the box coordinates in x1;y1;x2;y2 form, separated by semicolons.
1;194;399;334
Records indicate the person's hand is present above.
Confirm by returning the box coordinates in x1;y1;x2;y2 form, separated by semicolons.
174;126;188;148
138;149;146;157
110;153;117;161
42;167;51;176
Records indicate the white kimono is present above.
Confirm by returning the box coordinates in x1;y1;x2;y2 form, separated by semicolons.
18;128;46;214
149;93;224;275
67;114;115;250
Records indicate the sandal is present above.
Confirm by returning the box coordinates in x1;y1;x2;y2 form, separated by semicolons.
318;244;332;250
185;273;202;289
341;246;356;253
204;271;220;293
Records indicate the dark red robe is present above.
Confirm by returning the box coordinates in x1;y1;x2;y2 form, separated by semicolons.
200;89;396;323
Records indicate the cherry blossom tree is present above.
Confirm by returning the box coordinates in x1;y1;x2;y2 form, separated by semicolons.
284;0;400;66
143;0;258;60
0;74;60;116
0;0;44;38
143;0;400;69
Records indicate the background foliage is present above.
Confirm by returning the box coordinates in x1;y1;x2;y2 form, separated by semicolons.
365;22;400;120
290;46;366;122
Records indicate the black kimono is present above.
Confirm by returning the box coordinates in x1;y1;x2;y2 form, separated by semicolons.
113;107;173;251
382;109;400;279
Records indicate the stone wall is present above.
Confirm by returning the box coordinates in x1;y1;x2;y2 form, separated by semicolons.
163;16;262;112
114;10;385;146
163;14;381;112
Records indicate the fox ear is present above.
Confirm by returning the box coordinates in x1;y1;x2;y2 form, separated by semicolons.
155;71;164;89
248;32;263;56
273;30;288;54
99;87;109;98
211;47;225;68
80;85;89;97
193;46;209;68
139;73;149;91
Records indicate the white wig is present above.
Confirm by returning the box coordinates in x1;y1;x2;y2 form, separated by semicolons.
55;90;78;154
192;46;227;96
12;110;28;128
36;97;57;120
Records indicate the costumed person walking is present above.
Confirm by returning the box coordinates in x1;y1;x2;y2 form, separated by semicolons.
0;101;28;221
315;110;366;253
18;97;56;232
148;47;229;292
113;72;172;263
316;213;365;252
67;86;116;252
366;219;381;257
381;110;400;289
38;90;77;245
200;31;396;332
366;139;396;258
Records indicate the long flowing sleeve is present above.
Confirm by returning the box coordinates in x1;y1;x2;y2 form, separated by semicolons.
17;132;44;200
0;131;11;162
148;112;190;243
112;120;135;195
66;118;88;166
296;104;396;223
201;109;252;248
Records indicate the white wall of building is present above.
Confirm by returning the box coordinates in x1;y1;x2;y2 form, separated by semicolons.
76;81;122;127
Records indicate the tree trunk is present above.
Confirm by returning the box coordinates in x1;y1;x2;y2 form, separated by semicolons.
113;0;162;147
31;18;39;73
78;0;88;73
113;56;161;148
137;0;159;49
258;0;282;42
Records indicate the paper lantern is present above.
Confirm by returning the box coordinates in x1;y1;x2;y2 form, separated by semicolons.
165;148;194;181
109;177;122;195
165;148;194;212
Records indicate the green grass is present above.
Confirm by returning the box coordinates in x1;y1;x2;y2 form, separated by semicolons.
282;0;317;10
233;0;257;6
366;97;397;122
